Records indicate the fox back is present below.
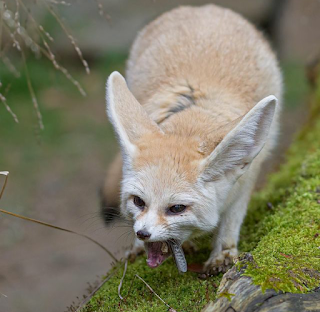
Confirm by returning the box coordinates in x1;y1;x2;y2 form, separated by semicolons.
104;4;282;272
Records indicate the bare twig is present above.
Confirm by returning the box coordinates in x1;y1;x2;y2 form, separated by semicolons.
2;21;21;51
0;90;19;123
118;259;128;300
50;0;71;6
41;40;86;96
16;0;86;96
0;208;119;263
94;0;111;24
1;0;93;125
2;55;20;77
0;292;7;298
0;171;9;199
14;0;19;28
0;1;3;53
21;50;44;130
75;267;121;312
135;274;177;312
16;0;54;43
43;1;90;74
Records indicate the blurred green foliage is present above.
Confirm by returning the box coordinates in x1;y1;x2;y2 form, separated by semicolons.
0;52;126;211
282;61;309;108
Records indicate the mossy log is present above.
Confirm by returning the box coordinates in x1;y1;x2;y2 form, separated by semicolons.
203;255;320;312
77;69;320;312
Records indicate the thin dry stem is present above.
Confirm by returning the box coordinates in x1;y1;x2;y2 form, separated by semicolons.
0;171;117;262
50;0;71;6
3;5;39;56
42;40;86;96
135;274;177;312
38;24;54;42
94;0;112;24
0;207;119;262
21;50;44;130
0;90;19;123
2;55;20;77
3;22;21;51
0;1;3;52
43;1;90;74
118;259;128;300
0;171;9;199
14;0;19;27
75;268;121;312
17;0;54;43
0;0;110;127
16;0;86;96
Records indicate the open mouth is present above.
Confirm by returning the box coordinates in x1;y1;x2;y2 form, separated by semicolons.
146;241;187;273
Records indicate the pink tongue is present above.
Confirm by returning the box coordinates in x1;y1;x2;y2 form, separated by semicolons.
146;242;168;268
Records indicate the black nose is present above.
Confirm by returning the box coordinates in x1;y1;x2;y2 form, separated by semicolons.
136;230;151;240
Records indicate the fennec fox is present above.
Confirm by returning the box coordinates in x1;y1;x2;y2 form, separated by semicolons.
103;4;282;273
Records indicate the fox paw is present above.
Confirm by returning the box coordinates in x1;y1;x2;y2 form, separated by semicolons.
204;248;238;275
182;241;198;255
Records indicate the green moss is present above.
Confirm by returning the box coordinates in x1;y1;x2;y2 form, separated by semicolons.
218;292;235;301
81;73;320;311
239;75;320;293
243;153;320;293
81;245;221;312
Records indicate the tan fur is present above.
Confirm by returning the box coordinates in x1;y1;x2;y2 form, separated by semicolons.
103;5;282;272
103;5;282;206
127;5;282;125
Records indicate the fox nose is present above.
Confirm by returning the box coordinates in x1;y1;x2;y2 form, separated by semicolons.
136;230;151;240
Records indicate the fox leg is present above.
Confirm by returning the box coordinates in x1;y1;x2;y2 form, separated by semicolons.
204;179;253;274
101;152;122;224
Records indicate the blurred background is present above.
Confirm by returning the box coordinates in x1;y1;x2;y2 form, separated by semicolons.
0;0;319;311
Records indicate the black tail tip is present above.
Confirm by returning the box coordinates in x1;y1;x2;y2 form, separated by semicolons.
99;189;120;225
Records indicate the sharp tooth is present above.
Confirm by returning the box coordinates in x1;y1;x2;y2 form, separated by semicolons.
161;242;168;254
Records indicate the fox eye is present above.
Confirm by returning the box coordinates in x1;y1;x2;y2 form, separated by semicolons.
169;205;186;214
133;196;145;209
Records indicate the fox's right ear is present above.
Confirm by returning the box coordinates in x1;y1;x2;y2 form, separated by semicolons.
106;72;163;163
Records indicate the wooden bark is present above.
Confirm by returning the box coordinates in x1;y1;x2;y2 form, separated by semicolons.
202;255;320;312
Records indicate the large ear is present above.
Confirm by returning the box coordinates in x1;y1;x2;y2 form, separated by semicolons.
200;95;278;182
106;71;163;161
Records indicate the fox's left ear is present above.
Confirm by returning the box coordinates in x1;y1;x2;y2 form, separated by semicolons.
200;95;278;182
106;72;163;163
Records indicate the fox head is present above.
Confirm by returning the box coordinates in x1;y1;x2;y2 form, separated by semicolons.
106;71;277;266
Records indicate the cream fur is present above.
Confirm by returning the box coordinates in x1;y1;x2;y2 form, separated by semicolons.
104;4;282;273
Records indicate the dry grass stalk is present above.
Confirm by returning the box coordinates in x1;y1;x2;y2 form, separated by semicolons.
118;259;128;300
0;171;118;261
16;0;86;96
2;55;20;77
21;49;44;129
43;0;90;74
94;0;111;23
0;207;119;262
135;274;177;312
74;267;121;312
0;0;103;127
0;2;3;52
50;0;71;6
0;171;9;199
0;87;18;123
